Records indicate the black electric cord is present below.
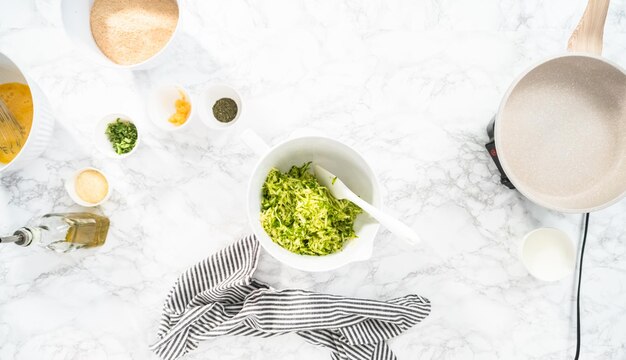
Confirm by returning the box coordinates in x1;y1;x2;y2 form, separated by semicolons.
574;213;590;360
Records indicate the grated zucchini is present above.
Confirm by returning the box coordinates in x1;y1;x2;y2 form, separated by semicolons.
260;162;362;256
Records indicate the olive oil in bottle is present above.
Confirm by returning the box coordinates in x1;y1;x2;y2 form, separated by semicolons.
0;213;110;253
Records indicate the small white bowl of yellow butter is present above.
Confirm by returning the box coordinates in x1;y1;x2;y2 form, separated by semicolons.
148;84;193;131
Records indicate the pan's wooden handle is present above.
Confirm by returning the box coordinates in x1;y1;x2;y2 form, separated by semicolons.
567;0;610;55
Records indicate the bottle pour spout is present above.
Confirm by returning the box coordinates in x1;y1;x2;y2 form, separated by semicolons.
0;228;33;247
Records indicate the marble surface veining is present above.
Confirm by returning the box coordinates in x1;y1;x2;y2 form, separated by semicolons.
1;0;625;359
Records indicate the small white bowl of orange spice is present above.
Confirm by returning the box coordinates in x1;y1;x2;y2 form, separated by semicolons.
148;85;193;131
66;167;111;207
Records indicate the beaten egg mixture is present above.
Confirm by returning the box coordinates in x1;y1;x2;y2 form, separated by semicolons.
0;82;33;164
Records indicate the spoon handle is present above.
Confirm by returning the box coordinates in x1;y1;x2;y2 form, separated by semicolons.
348;195;421;246
567;0;610;55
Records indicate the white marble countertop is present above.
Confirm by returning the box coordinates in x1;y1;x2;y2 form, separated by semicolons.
1;0;626;359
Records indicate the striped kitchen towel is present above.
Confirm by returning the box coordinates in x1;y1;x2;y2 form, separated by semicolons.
150;235;431;360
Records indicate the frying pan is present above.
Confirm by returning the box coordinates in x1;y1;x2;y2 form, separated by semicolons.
488;0;626;213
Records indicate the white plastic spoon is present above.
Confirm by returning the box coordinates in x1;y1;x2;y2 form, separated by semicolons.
314;164;420;246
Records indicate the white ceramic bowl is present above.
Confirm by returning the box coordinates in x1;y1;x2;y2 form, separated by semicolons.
198;85;242;129
94;114;140;158
244;130;381;272
521;228;576;282
65;167;111;207
60;0;180;70
0;52;55;174
148;84;193;131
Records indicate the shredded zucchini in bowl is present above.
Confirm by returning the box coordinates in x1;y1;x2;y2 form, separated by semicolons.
260;162;362;256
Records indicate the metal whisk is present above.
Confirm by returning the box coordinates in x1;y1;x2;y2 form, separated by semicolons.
0;97;24;156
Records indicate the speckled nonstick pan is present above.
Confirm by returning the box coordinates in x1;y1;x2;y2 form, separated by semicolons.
494;0;626;213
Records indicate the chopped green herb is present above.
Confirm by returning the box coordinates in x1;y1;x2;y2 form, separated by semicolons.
260;162;362;256
332;176;338;185
105;118;138;155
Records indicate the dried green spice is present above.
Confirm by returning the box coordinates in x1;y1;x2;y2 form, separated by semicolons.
105;118;137;155
212;98;238;123
260;162;362;256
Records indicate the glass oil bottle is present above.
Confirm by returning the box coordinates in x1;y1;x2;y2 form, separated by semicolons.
0;213;110;253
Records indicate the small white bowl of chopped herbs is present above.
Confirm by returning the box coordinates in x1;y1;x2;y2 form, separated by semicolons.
244;130;382;272
94;114;140;158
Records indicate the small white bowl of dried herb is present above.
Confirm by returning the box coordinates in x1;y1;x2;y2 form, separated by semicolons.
94;114;140;158
198;85;242;129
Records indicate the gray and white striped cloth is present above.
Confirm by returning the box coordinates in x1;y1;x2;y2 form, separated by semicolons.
150;235;431;360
